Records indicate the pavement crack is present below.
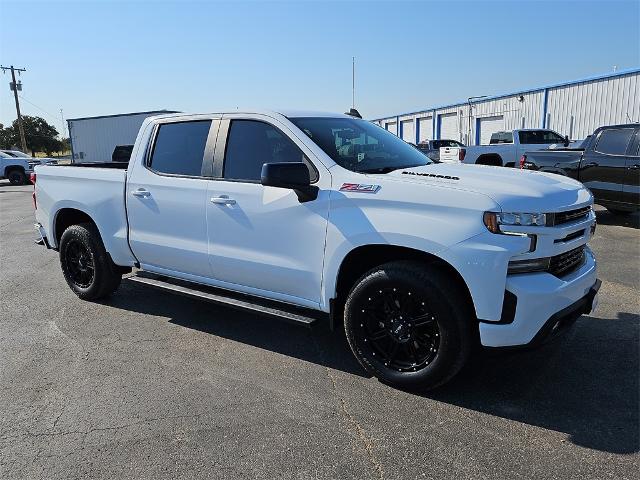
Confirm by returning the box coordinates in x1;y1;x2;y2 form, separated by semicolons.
325;367;385;480
19;412;207;441
311;334;385;479
51;402;67;429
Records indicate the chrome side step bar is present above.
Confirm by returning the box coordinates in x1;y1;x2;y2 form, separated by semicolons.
126;272;322;327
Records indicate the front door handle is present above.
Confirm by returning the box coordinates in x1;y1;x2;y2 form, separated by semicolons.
583;162;598;169
131;188;151;198
629;164;640;170
210;195;236;205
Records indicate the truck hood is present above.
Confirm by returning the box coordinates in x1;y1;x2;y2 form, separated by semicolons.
375;163;592;211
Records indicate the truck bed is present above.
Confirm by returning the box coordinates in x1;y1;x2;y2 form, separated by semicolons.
34;164;135;265
521;149;583;178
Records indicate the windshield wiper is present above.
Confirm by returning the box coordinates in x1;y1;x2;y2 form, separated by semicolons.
358;164;427;174
358;166;406;174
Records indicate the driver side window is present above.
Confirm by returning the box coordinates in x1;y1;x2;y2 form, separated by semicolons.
223;120;316;182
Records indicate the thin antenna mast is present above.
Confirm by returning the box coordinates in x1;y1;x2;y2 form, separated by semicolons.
352;57;355;109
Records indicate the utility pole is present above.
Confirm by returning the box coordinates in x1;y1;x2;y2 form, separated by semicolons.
1;65;28;152
60;108;67;137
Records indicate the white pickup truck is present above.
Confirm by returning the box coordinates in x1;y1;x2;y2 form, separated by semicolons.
440;129;569;167
32;111;599;390
1;151;32;185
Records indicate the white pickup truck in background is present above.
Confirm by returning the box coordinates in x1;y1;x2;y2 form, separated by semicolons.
0;151;32;185
439;129;569;167
32;111;599;390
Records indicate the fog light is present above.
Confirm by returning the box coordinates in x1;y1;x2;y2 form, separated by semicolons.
507;257;550;274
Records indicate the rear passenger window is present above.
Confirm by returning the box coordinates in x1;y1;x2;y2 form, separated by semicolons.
594;128;635;155
223;120;311;182
490;132;513;144
149;121;211;176
519;131;564;144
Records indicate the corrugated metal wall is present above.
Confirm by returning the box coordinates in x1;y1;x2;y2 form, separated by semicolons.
69;113;164;162
546;72;639;140
374;70;639;145
418;116;433;141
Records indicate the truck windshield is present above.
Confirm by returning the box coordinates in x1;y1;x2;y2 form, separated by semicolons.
4;151;31;158
289;117;432;173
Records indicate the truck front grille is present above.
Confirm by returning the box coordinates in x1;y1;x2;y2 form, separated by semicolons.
548;206;591;226
548;245;586;277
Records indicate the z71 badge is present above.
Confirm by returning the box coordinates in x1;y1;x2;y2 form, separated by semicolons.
339;183;381;193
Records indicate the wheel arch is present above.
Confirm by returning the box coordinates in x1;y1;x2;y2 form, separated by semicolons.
4;165;26;176
476;154;503;166
53;207;98;247
329;244;475;330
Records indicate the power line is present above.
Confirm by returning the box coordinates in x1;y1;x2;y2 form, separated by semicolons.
17;94;62;125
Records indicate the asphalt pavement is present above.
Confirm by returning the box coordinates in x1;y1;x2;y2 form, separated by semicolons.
1;180;638;479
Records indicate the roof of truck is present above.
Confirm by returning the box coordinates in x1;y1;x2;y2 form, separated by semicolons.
141;109;357;121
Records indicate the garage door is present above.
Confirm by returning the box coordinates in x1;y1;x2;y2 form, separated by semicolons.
401;119;415;143
385;121;397;135
476;115;504;145
418;117;433;142
438;113;458;140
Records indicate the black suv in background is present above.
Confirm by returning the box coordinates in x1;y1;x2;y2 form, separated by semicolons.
521;124;639;214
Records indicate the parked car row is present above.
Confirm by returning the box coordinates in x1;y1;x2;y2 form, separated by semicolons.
405;124;639;213
438;129;570;166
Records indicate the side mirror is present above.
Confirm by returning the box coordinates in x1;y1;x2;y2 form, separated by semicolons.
564;135;570;147
261;162;318;202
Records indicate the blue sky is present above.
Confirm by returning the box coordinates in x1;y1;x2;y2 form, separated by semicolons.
0;0;638;135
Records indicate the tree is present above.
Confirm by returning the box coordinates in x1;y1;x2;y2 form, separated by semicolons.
2;116;61;155
0;123;14;149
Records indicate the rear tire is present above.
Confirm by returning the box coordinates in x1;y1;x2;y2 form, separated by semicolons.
7;169;26;185
59;223;122;300
344;261;473;391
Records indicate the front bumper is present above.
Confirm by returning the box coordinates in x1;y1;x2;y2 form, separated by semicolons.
479;246;598;347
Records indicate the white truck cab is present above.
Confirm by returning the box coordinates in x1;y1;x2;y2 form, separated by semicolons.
32;111;599;390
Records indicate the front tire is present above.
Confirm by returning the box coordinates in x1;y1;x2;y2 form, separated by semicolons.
7;169;26;185
344;261;473;390
59;223;122;300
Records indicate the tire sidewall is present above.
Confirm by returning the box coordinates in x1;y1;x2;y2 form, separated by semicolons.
344;264;470;389
7;170;25;185
59;225;108;299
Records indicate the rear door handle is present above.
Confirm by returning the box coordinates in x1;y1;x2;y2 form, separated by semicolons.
131;188;151;198
210;195;236;205
629;164;640;170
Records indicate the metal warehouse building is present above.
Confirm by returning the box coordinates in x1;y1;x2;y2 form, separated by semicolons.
373;68;640;145
68;110;178;162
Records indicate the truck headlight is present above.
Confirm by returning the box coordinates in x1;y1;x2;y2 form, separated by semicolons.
483;211;547;233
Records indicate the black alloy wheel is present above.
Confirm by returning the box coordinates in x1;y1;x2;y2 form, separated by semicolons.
355;286;440;372
7;170;26;185
344;261;473;390
59;223;122;300
63;238;95;288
